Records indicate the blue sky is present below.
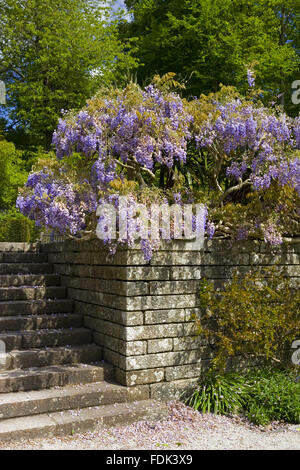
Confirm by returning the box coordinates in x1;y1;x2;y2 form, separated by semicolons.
113;0;127;11
112;0;131;21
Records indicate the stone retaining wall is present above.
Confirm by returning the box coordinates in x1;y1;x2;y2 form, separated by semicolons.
41;238;300;401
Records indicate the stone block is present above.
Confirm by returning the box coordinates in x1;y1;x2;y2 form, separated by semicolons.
150;251;203;266
224;265;252;278
170;266;201;280
250;253;299;265
173;336;211;352
147;338;173;353
84;317;122;338
127;385;150;401
119;349;203;370
102;348;121;368
145;309;185;325
200;266;227;279
93;332;147;356
75;302;144;326
204;239;259;253
202;253;250;265
126;293;198;311
150;378;199;401
122;324;184;341
126;266;171;281
165;361;210;381
149;280;199;295
68;288;127;310
62;276;149;296
115;368;165;386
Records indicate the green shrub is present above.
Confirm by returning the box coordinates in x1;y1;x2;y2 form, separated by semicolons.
0;139;27;210
186;372;248;415
0;210;40;242
186;368;300;426
195;267;300;372
244;368;300;426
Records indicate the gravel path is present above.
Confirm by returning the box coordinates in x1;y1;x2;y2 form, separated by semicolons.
0;402;299;450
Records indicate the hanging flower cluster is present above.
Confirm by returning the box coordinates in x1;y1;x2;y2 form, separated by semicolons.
17;82;202;258
190;93;300;242
17;167;98;235
52;83;193;186
193;98;300;193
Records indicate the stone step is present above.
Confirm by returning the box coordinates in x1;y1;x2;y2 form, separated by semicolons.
0;286;66;302
0;299;74;316
0;313;82;332
0;263;53;275
0;274;61;288
0;253;48;264
0;381;148;420
0;243;39;253
0;400;167;442
5;344;102;370
0;328;92;351
0;363;112;393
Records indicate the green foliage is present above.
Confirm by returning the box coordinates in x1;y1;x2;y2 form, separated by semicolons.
196;266;300;372
0;209;40;242
209;182;300;239
120;0;299;114
186;372;248;415
0;139;27;209
244;368;300;426
0;138;46;242
0;0;138;148
187;368;300;426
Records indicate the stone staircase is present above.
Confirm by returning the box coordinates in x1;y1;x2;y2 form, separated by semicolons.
0;243;166;443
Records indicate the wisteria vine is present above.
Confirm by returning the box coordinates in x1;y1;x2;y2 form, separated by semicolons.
17;77;300;257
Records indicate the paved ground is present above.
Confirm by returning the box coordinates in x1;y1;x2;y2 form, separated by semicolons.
0;402;299;450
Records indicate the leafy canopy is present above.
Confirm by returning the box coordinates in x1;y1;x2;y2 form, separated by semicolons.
121;0;300;114
0;0;137;148
0;138;27;209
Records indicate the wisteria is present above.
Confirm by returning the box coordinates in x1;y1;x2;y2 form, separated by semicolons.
247;69;255;88
17;82;203;258
194;99;299;193
17;171;98;235
52;83;193;186
191;92;300;242
262;221;283;246
17;78;300;254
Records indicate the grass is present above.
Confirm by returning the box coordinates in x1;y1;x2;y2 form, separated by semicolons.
186;367;300;426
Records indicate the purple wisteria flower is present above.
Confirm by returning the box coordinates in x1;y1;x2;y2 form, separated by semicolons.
206;222;216;239
17;81;299;255
262;221;283;246
194;98;300;197
247;70;255;88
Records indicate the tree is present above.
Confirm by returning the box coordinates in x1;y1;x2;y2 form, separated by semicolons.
120;0;300;114
0;138;27;209
0;0;137;148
